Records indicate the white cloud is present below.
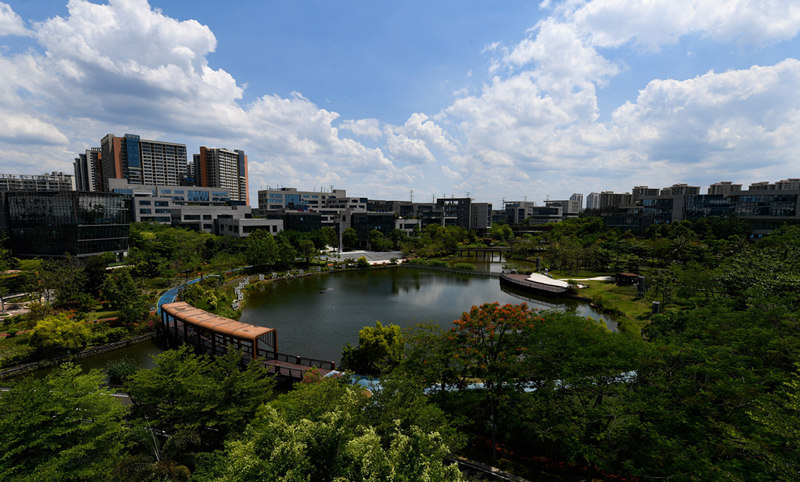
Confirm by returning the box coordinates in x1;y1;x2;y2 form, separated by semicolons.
0;0;417;202
397;113;456;152
0;112;68;145
611;59;800;170
385;131;436;165
3;0;800;206
568;0;800;49
0;3;26;36
339;118;382;139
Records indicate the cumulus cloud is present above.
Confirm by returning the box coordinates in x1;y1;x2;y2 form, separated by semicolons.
385;131;437;165
434;0;800;201
612;59;800;169
0;3;26;36
567;0;800;49
339;118;382;139
0;113;68;145
0;0;417;201
3;0;800;205
396;113;456;152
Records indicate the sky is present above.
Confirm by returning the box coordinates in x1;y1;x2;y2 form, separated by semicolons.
1;0;800;207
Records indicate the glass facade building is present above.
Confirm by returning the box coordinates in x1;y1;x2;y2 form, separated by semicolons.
2;191;129;258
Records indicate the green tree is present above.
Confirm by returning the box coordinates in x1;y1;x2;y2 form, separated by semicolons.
401;323;460;395
28;313;91;355
125;346;274;449
275;232;297;265
0;364;127;480
46;257;88;308
83;252;116;297
299;238;317;263
244;229;278;267
321;226;338;248
728;364;800;480
341;321;404;377
196;378;463;481
368;229;391;251
390;228;407;249
343;227;359;250
447;302;536;461
101;268;148;323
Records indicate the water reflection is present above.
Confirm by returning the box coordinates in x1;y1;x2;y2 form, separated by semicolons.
241;268;613;363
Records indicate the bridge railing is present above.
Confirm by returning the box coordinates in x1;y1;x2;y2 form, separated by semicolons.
256;347;337;371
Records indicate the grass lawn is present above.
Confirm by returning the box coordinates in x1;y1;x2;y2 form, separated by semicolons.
83;310;119;322
580;280;654;333
548;269;611;279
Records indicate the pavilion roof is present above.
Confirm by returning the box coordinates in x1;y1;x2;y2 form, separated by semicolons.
161;301;274;340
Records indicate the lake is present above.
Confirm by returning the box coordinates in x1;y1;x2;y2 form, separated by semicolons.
240;267;613;363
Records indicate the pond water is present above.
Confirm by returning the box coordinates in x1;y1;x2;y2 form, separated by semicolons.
13;265;612;379
240;267;613;363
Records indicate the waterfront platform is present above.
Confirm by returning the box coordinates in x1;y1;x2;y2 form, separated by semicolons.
499;272;571;296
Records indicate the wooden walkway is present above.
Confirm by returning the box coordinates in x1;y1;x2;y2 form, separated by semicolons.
161;303;336;381
499;273;570;295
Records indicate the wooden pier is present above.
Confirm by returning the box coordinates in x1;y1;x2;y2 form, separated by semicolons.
160;302;336;380
499;273;570;296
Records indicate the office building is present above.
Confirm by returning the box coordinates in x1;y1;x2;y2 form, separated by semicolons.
599;191;632;209
74;148;102;191
0;172;75;192
570;193;584;212
0;191;129;258
632;186;659;205
707;181;742;196
436;197;471;229
217;218;283;237
258;187;348;212
660;184;700;196
585;192;601;210
108;179;249;234
100;133;187;190
194;147;248;202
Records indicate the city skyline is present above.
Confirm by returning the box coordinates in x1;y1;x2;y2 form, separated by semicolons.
1;1;800;207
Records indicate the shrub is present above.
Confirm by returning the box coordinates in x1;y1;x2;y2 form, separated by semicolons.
28;314;91;355
451;262;476;271
107;359;139;385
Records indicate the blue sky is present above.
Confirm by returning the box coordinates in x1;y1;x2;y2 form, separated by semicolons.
1;0;800;207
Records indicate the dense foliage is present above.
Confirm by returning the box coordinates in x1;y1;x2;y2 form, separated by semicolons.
3;217;800;479
0;364;128;480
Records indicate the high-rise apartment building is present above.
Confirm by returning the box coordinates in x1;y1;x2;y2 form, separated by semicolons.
569;193;584;212
193;147;248;202
707;181;742;195
74;148;102;191
0;172;75;192
585;192;600;210
100;133;187;190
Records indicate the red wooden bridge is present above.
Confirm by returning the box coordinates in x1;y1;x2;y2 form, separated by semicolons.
160;302;336;380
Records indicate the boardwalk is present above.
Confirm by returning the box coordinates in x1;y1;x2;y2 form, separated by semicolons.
499;273;570;295
161;302;336;380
